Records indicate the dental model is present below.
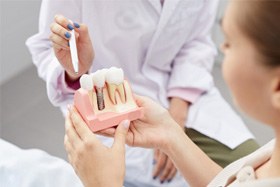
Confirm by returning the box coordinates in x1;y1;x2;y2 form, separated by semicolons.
91;69;107;110
74;67;142;132
105;67;126;104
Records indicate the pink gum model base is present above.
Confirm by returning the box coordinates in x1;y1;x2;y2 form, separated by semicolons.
74;81;143;132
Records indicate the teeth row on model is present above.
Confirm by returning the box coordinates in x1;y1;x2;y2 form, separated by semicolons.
79;67;126;109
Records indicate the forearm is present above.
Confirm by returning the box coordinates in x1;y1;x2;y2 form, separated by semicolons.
163;122;222;187
170;97;190;109
169;97;190;128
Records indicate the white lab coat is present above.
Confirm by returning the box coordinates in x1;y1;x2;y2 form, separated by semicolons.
26;0;254;186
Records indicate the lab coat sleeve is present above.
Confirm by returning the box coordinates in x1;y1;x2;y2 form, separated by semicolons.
167;88;204;103
26;0;82;107
167;0;219;102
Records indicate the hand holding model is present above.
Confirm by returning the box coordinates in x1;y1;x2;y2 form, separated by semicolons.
66;88;177;187
49;15;94;81
65;106;130;187
101;95;182;150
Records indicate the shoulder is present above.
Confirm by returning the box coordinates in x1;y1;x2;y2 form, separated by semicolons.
207;139;275;187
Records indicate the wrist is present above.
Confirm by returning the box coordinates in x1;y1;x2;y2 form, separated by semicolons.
160;118;184;153
170;97;190;108
169;97;190;128
65;71;81;82
84;177;123;187
65;71;81;90
164;123;190;157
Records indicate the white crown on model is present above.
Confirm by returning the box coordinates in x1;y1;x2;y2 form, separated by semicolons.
79;67;126;109
80;74;93;91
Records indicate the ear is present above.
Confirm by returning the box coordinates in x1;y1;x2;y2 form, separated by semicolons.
271;74;280;109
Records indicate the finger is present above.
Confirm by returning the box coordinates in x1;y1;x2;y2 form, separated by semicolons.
112;120;130;151
67;154;73;167
64;125;76;165
66;153;77;172
97;128;116;137
54;14;74;31
64;134;72;153
153;151;168;179
69;106;95;141
133;94;146;107
159;158;175;182
166;167;177;183
52;42;68;52
123;121;137;147
65;114;82;148
64;138;74;166
134;95;156;114
50;22;72;41
49;33;69;49
154;149;160;163
64;135;77;163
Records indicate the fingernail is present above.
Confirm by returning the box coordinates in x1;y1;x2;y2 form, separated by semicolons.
122;120;130;129
65;32;71;38
68;42;70;46
167;179;172;183
153;159;157;165
67;24;74;30
160;180;164;184
74;22;80;28
153;176;157;180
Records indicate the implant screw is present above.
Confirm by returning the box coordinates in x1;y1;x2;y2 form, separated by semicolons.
96;87;105;110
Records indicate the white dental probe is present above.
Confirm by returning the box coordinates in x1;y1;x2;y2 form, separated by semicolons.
69;20;79;74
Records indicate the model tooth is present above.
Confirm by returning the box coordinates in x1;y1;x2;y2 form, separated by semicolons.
107;84;117;104
80;74;93;91
92;70;106;88
91;70;107;110
105;67;126;104
116;84;126;103
100;68;109;76
106;67;124;84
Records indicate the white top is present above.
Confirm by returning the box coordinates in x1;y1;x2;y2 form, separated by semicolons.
0;139;83;187
208;139;280;187
26;0;254;186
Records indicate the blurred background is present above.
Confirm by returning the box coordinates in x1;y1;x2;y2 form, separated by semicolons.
0;0;274;160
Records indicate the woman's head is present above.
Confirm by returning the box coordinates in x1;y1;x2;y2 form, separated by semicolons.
221;0;280;127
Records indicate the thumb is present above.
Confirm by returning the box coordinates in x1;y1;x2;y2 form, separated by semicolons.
112;120;130;151
134;94;146;107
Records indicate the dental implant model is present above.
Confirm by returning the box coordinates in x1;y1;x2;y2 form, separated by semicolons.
106;67;126;104
74;67;143;132
91;69;107;110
